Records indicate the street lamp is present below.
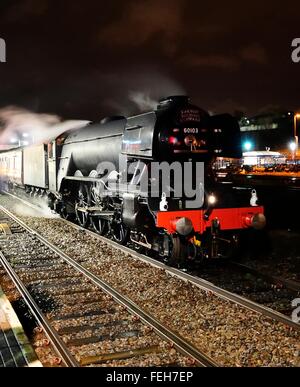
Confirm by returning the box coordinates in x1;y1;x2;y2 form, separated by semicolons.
243;141;253;151
290;141;297;160
294;113;300;157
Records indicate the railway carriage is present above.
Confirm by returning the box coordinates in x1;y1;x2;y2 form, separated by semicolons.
0;96;266;264
0;148;23;189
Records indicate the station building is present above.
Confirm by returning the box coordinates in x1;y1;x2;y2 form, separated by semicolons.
239;112;299;156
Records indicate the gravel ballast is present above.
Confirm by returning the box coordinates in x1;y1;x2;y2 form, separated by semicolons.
0;195;299;366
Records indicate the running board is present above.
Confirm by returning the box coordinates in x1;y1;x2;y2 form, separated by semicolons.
76;207;114;217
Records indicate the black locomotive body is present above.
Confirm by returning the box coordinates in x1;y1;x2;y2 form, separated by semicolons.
0;96;266;263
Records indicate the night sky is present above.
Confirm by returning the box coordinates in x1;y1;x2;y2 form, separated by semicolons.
1;0;300;121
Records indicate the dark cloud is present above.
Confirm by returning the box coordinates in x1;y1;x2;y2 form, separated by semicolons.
1;0;49;22
209;99;247;116
240;43;268;65
0;0;299;118
99;0;184;56
180;54;240;71
180;43;268;71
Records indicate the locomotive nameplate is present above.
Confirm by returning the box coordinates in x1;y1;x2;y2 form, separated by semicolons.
178;109;202;123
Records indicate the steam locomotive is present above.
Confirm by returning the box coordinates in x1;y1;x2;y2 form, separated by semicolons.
0;96;266;264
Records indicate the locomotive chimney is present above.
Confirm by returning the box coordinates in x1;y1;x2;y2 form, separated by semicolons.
157;95;190;109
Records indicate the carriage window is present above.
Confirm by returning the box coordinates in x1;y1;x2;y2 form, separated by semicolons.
48;143;53;158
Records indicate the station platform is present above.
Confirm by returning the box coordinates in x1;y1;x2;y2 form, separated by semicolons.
0;287;42;367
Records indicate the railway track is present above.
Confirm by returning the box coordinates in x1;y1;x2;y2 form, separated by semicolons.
188;260;300;317
60;218;300;329
3;191;300;326
230;261;300;293
0;203;216;367
1;192;299;366
11;193;300;323
6;192;300;288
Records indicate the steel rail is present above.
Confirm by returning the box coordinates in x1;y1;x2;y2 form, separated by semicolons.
0;251;80;367
63;217;300;330
229;261;300;293
0;204;218;367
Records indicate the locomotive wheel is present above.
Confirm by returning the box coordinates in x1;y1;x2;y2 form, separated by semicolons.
75;184;90;228
167;234;187;267
90;185;108;235
110;221;129;245
60;205;69;220
91;217;108;235
109;213;129;245
60;202;75;221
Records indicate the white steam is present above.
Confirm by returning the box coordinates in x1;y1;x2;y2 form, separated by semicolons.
129;91;158;111
0;106;90;146
126;73;186;112
14;202;59;219
97;70;186;113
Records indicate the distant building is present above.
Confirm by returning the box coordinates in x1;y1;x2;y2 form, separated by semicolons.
239;112;298;154
243;151;286;166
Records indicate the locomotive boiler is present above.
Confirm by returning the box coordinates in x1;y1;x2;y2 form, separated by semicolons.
0;96;266;264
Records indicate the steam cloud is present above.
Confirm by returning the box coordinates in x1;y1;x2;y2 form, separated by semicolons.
14;200;59;219
0;106;90;146
127;73;185;112
98;70;186;113
129;91;158;111
0;72;185;147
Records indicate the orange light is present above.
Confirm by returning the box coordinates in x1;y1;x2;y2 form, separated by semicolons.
296;113;300;119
